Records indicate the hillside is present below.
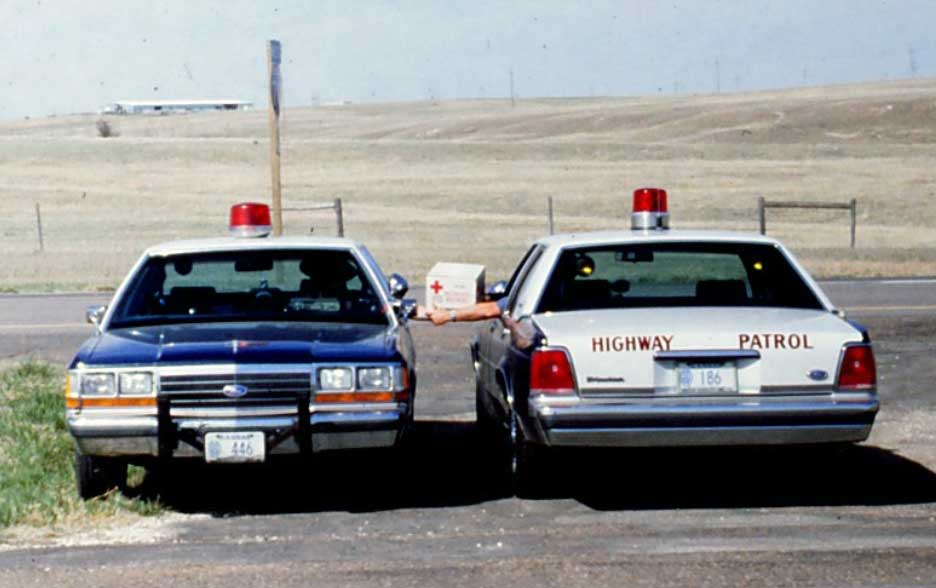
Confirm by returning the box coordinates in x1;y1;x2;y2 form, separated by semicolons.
1;79;935;290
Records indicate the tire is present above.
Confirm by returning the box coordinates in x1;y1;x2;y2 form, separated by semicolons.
513;420;546;498
74;449;127;500
475;378;513;492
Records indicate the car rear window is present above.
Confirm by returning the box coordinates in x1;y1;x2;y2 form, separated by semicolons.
109;249;388;328
535;242;823;312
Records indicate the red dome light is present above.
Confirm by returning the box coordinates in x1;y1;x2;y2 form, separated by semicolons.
631;187;670;230
229;202;272;237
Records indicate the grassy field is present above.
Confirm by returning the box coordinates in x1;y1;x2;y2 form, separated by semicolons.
0;363;159;535
1;78;935;291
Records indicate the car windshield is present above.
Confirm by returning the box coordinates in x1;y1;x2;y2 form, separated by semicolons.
536;242;823;313
108;249;388;328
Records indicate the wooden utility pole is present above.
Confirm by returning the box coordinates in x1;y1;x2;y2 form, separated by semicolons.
267;40;284;236
509;67;515;107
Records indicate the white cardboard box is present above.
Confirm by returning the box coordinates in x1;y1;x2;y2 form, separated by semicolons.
426;262;486;310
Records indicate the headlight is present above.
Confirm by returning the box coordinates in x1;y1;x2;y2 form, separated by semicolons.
357;367;391;391
119;372;154;396
319;367;353;391
80;373;116;396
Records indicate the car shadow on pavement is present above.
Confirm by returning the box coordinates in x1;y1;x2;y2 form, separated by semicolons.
130;419;508;516
127;421;936;515
563;444;936;511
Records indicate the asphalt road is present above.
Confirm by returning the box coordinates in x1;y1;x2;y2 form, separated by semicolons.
1;280;935;587
3;279;935;366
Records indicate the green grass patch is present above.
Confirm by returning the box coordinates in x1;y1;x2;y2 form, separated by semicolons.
0;362;161;530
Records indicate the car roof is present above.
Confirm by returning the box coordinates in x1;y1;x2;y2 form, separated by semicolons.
534;229;782;249
143;236;364;257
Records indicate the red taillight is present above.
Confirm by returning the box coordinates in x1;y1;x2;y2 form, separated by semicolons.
229;202;272;237
837;344;876;390
530;349;576;395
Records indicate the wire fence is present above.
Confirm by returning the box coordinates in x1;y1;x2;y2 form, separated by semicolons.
758;197;857;248
281;198;344;237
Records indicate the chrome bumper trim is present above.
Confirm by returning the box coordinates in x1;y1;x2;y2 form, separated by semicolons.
528;396;878;447
541;424;874;447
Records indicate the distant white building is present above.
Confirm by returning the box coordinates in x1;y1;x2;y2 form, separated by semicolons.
100;99;253;115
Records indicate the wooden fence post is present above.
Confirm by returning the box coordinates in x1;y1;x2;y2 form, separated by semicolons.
334;198;344;238
849;198;857;248
547;196;554;235
35;203;44;252
758;197;766;235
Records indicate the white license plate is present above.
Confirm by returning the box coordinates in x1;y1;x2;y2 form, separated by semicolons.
204;431;266;463
678;362;738;394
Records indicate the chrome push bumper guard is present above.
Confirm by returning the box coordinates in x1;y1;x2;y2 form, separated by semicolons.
69;394;408;458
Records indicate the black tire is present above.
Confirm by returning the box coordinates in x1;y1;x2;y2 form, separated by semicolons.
513;422;546;498
475;378;515;493
74;449;127;500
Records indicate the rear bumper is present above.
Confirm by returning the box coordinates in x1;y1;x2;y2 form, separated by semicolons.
527;394;879;447
68;406;409;458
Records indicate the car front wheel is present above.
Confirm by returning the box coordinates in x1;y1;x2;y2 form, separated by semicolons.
74;449;127;499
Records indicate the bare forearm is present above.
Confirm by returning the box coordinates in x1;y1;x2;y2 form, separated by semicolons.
419;301;503;325
452;301;502;322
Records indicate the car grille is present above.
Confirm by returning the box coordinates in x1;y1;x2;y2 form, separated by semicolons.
160;372;310;414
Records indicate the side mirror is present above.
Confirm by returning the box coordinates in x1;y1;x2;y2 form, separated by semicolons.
388;273;409;300
86;305;107;327
395;298;418;321
486;280;508;301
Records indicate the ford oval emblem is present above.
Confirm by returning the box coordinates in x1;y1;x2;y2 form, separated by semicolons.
807;369;829;382
222;384;248;398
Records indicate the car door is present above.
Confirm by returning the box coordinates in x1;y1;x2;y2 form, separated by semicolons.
481;245;545;414
476;245;538;397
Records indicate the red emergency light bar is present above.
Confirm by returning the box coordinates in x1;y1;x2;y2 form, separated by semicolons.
229;202;272;238
632;187;670;230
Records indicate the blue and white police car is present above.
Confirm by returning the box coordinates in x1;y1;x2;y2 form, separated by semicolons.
473;188;879;492
66;203;417;498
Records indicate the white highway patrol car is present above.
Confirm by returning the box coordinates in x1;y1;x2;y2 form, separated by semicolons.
66;203;417;498
472;188;878;490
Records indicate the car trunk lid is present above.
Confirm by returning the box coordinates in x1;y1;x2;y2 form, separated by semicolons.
531;307;864;396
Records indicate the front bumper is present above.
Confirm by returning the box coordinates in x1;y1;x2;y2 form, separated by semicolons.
526;393;879;447
68;405;409;458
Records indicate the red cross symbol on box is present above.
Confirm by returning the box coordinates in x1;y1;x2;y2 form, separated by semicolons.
430;280;444;294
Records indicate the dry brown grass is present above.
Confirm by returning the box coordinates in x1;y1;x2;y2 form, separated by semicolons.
2;78;936;291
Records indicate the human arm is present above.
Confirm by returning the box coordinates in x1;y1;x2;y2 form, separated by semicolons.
421;300;503;325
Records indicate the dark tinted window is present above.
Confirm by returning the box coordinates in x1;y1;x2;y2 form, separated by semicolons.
109;250;387;328
536;242;822;313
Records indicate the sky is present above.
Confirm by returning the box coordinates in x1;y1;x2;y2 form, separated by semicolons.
1;0;934;120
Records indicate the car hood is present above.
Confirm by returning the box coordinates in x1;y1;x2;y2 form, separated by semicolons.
72;321;401;367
